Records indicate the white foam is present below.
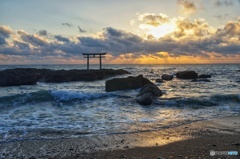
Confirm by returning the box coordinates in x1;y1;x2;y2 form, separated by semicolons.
50;90;116;101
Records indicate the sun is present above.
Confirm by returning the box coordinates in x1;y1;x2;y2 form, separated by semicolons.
149;23;176;39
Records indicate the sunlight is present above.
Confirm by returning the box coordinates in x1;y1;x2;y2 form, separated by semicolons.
150;23;176;39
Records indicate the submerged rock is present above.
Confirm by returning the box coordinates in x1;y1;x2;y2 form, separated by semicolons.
136;83;162;105
162;74;173;80
176;71;198;79
105;75;152;92
0;68;130;87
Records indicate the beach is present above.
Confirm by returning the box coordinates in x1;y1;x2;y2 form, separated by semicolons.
0;116;240;159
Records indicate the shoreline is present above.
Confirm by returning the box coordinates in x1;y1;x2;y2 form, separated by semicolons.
1;116;240;159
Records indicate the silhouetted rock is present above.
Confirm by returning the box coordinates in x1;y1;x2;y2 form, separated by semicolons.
176;71;198;79
136;83;162;105
198;74;211;78
0;68;130;87
105;75;152;92
162;74;173;80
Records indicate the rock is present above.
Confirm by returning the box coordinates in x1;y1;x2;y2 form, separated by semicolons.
176;71;198;79
138;83;162;97
105;75;152;92
156;79;164;83
43;69;130;82
136;92;153;105
0;68;129;87
0;68;44;87
191;79;211;82
119;154;126;158
161;74;173;80
136;83;162;105
198;74;211;78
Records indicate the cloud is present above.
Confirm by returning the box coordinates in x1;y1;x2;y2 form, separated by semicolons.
0;25;13;38
177;0;199;15
54;35;71;43
214;14;229;20
216;18;240;37
62;23;73;27
0;36;6;45
172;18;212;39
0;17;239;64
17;30;48;46
13;40;30;49
137;13;169;26
37;30;48;36
214;0;234;6
78;26;87;33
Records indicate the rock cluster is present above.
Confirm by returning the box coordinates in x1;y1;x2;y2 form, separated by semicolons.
105;75;162;105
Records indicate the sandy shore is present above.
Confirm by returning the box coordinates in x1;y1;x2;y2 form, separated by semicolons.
0;116;240;159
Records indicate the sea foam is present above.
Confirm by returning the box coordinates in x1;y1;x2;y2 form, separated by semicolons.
50;90;117;101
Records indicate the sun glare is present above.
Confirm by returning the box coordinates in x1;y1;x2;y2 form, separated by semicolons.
150;23;176;39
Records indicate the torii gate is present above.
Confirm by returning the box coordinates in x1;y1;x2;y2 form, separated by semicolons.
82;53;107;70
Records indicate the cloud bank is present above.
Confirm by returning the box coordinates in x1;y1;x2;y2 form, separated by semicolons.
0;15;239;64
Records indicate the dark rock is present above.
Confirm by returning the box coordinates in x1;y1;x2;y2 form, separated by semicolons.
161;74;173;80
119;154;126;158
136;83;162;105
136;92;153;105
191;79;211;82
176;71;198;79
0;68;46;87
198;74;211;78
0;68;129;87
138;83;162;97
105;75;152;92
155;79;164;83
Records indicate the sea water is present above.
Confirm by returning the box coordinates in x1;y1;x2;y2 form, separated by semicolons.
0;64;239;142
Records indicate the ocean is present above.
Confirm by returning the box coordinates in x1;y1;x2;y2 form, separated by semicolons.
0;64;239;142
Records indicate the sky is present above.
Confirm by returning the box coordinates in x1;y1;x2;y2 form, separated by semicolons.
0;0;240;64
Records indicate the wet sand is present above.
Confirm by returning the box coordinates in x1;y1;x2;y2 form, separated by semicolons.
0;116;240;159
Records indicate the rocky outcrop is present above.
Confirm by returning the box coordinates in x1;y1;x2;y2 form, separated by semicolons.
176;71;198;79
136;83;162;105
0;68;47;87
0;68;130;87
105;75;152;92
162;74;173;80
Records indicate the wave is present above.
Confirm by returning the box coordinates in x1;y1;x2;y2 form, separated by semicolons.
0;89;239;107
155;94;240;107
0;90;120;106
50;90;118;101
